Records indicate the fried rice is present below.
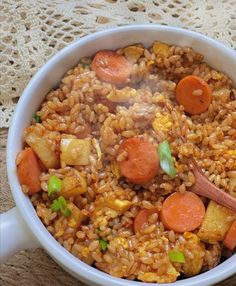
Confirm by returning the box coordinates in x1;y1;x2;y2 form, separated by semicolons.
16;41;236;283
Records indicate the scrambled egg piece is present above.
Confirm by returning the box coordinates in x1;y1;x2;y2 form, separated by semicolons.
152;112;172;133
138;264;179;283
182;232;205;277
152;41;171;58
105;199;132;212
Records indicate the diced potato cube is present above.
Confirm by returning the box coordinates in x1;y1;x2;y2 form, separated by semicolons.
198;200;235;243
152;41;170;58
61;172;87;198
25;132;60;169
106;199;132;212
60;138;91;166
123;45;144;62
152;112;172;134
67;202;85;228
106;87;137;103
182;232;205;277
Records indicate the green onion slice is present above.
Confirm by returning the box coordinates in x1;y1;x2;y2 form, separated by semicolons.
99;238;107;251
168;250;185;263
158;140;176;177
48;175;62;196
50;196;71;217
33;114;41;123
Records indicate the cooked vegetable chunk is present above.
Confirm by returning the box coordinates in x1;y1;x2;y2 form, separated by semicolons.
48;175;62;196
158;140;176;178
60;138;91;166
25;132;60;169
168;250;185;263
198;200;235;243
161;192;205;232
16;147;42;195
117;137;159;184
51;196;71;217
61;172;87;198
223;220;236;250
175;75;212;115
92;50;132;85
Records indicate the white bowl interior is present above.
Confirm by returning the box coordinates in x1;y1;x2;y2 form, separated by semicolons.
7;25;236;286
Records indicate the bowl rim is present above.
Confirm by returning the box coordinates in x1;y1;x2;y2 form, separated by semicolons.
7;24;236;286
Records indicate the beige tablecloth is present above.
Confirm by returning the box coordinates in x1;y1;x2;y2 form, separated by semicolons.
0;0;236;285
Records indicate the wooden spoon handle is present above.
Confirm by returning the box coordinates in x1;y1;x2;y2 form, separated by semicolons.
190;160;236;212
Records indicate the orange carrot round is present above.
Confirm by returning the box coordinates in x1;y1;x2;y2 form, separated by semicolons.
223;220;236;251
134;208;158;233
175;75;212;115
117;137;159;184
161;191;205;232
17;147;42;195
92;50;132;85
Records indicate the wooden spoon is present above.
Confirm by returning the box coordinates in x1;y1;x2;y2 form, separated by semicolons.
189;158;236;212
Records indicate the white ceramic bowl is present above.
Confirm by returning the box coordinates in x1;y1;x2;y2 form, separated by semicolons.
1;25;236;286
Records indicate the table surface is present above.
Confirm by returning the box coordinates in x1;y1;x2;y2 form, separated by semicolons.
0;0;236;285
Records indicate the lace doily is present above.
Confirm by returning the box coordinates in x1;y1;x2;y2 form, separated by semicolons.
1;0;236;127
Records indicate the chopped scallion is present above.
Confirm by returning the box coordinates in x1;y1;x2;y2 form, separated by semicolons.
50;196;71;217
48;175;62;196
168;249;185;263
99;238;107;251
158;140;176;177
33;114;41;123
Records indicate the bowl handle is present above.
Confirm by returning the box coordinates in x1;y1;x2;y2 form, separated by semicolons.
0;207;40;263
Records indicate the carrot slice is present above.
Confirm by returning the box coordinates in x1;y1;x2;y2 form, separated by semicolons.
117;137;159;184
223;220;236;251
134;208;158;233
17;147;42;195
161;192;205;232
92;50;132;85
175;75;212;115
